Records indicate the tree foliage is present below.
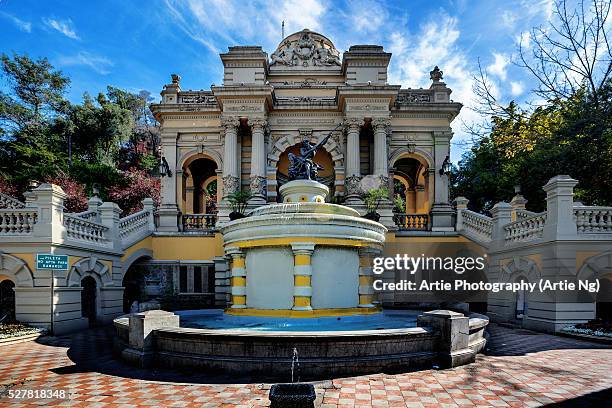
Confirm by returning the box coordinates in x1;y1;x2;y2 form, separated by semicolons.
455;0;612;212
0;53;160;214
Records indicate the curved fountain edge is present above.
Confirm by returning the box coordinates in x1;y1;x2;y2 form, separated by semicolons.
113;309;490;379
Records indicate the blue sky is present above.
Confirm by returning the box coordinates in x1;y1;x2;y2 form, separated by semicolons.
0;0;556;161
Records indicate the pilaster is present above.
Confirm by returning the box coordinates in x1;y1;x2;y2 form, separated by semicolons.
358;248;377;308
291;243;315;311
227;247;246;308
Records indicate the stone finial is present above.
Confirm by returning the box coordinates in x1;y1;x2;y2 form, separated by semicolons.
430;66;443;82
171;73;181;84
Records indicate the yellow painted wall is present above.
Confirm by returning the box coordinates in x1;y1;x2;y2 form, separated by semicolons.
152;234;224;260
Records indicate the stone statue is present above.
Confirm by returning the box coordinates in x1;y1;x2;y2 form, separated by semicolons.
288;124;341;181
430;66;443;81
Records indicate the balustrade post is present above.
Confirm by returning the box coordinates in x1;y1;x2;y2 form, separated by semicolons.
491;202;512;246
453;196;469;231
142;198;156;232
100;202;122;251
543;175;578;240
30;183;67;243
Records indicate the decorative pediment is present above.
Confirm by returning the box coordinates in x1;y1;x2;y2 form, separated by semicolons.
270;29;341;69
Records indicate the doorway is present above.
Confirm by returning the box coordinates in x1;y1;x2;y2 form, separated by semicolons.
81;276;97;326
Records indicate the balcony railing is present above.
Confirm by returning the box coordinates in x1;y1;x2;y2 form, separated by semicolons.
182;213;217;231
393;213;430;231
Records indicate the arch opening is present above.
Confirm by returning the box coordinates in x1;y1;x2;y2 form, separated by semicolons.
182;156;218;214
596;274;612;322
0;279;15;323
81;276;97;327
276;143;335;202
392;156;430;214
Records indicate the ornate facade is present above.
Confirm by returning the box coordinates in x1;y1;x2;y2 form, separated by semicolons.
151;29;462;231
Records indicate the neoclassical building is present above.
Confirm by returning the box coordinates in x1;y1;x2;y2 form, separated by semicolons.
151;29;460;231
0;29;609;335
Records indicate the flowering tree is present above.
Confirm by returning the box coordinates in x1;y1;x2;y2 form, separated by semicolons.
45;174;88;213
0;175;18;198
108;168;160;215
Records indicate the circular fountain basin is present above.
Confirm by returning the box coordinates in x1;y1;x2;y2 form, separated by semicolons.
114;309;441;379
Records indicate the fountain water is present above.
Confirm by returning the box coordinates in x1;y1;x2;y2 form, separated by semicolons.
291;347;300;383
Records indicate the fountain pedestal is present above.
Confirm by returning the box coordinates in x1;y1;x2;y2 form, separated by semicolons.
220;180;387;317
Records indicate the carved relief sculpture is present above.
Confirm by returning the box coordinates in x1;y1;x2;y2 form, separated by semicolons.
222;175;240;196
249;175;267;197
270;29;341;68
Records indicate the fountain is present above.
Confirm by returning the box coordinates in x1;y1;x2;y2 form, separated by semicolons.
114;132;489;379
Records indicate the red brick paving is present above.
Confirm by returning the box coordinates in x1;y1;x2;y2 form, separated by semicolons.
0;323;611;407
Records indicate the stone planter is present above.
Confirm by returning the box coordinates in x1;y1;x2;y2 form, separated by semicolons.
269;383;316;408
229;211;246;221
363;211;381;222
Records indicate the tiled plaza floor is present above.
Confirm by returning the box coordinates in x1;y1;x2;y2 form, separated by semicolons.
0;323;611;407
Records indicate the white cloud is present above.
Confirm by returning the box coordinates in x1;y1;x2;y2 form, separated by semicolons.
515;31;531;49
56;52;113;75
163;0;326;53
510;81;524;96
0;12;32;33
386;13;480;160
345;0;387;33
501;10;517;29
486;52;510;81
43;17;79;40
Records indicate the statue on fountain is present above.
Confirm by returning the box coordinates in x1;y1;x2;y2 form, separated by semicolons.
288;125;339;181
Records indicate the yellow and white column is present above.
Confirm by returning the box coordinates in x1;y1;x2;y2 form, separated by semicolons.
291;243;315;311
227;247;246;309
358;248;377;308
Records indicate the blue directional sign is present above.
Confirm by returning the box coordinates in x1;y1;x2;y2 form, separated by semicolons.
36;254;69;271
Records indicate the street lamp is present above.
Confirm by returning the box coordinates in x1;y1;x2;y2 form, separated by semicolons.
439;155;452;176
159;157;172;177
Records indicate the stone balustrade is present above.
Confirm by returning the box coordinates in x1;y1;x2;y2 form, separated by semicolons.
71;209;98;221
574;206;612;233
515;209;538;219
64;214;109;245
504;213;547;243
182;213;218;232
0;191;25;209
119;209;152;248
0;208;38;235
457;210;493;245
393;213;429;231
0;186;156;253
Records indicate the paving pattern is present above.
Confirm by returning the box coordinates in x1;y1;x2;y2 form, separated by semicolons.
0;323;611;407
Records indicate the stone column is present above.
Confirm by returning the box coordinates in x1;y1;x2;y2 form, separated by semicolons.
221;116;240;198
291;243;315;311
249;118;267;204
430;131;454;231
227;247;246;308
358;248;377;308
372;117;390;182
157;132;180;232
543;175;578;240
344;117;362;200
